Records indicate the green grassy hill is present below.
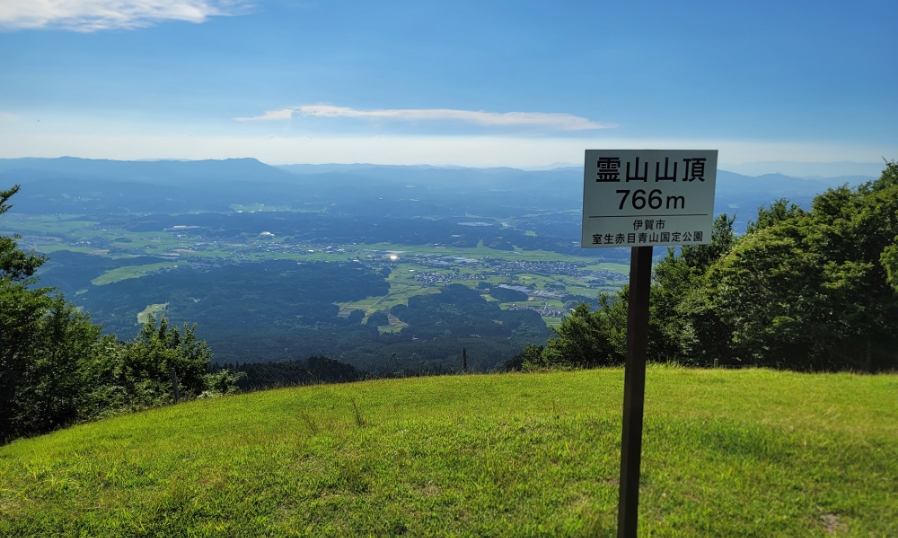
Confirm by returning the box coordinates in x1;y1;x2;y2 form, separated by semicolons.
2;367;896;536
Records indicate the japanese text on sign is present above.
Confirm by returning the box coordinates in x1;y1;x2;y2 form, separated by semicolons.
581;150;718;248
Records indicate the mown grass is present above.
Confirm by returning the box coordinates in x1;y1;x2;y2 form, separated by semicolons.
1;367;896;536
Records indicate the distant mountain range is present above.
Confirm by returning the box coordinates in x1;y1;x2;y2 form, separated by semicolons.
0;157;884;233
719;160;885;179
0;156;877;191
0;157;294;185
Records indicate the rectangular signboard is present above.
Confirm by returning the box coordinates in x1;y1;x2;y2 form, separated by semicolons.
581;149;718;248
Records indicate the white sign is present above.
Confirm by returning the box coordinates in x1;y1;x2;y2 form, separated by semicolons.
581;149;718;248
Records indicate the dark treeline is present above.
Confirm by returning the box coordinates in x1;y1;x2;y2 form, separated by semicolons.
523;162;898;372
212;356;360;391
210;355;456;392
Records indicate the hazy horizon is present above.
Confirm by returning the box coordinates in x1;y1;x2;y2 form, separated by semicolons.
0;155;887;180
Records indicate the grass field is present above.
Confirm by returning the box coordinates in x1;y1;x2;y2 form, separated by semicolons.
136;303;169;325
1;367;896;536
4;214;630;327
4;213;627;269
91;262;182;286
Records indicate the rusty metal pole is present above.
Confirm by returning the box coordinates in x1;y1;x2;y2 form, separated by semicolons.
617;246;652;538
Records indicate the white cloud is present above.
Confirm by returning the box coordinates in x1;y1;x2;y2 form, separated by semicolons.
234;105;613;131
238;108;295;121
0;0;249;32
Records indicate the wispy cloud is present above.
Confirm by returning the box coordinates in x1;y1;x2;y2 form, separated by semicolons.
0;0;250;32
234;105;613;131
240;108;295;121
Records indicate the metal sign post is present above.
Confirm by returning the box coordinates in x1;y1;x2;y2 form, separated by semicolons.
581;149;718;537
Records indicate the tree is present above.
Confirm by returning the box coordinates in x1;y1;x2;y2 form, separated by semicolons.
746;198;806;234
0;185;55;440
106;315;214;409
877;163;898;293
81;314;238;418
11;300;106;436
538;295;626;368
883;242;898;293
0;186;46;281
708;161;898;370
804;162;898;370
650;213;737;364
708;223;827;367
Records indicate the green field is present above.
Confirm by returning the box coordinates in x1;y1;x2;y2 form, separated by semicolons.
10;210;622;329
0;214;100;235
136;303;169;325
4;213;628;268
2;367;895;536
92;262;181;286
4;214;630;325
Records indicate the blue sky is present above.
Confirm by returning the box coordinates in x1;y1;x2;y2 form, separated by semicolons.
0;0;895;171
